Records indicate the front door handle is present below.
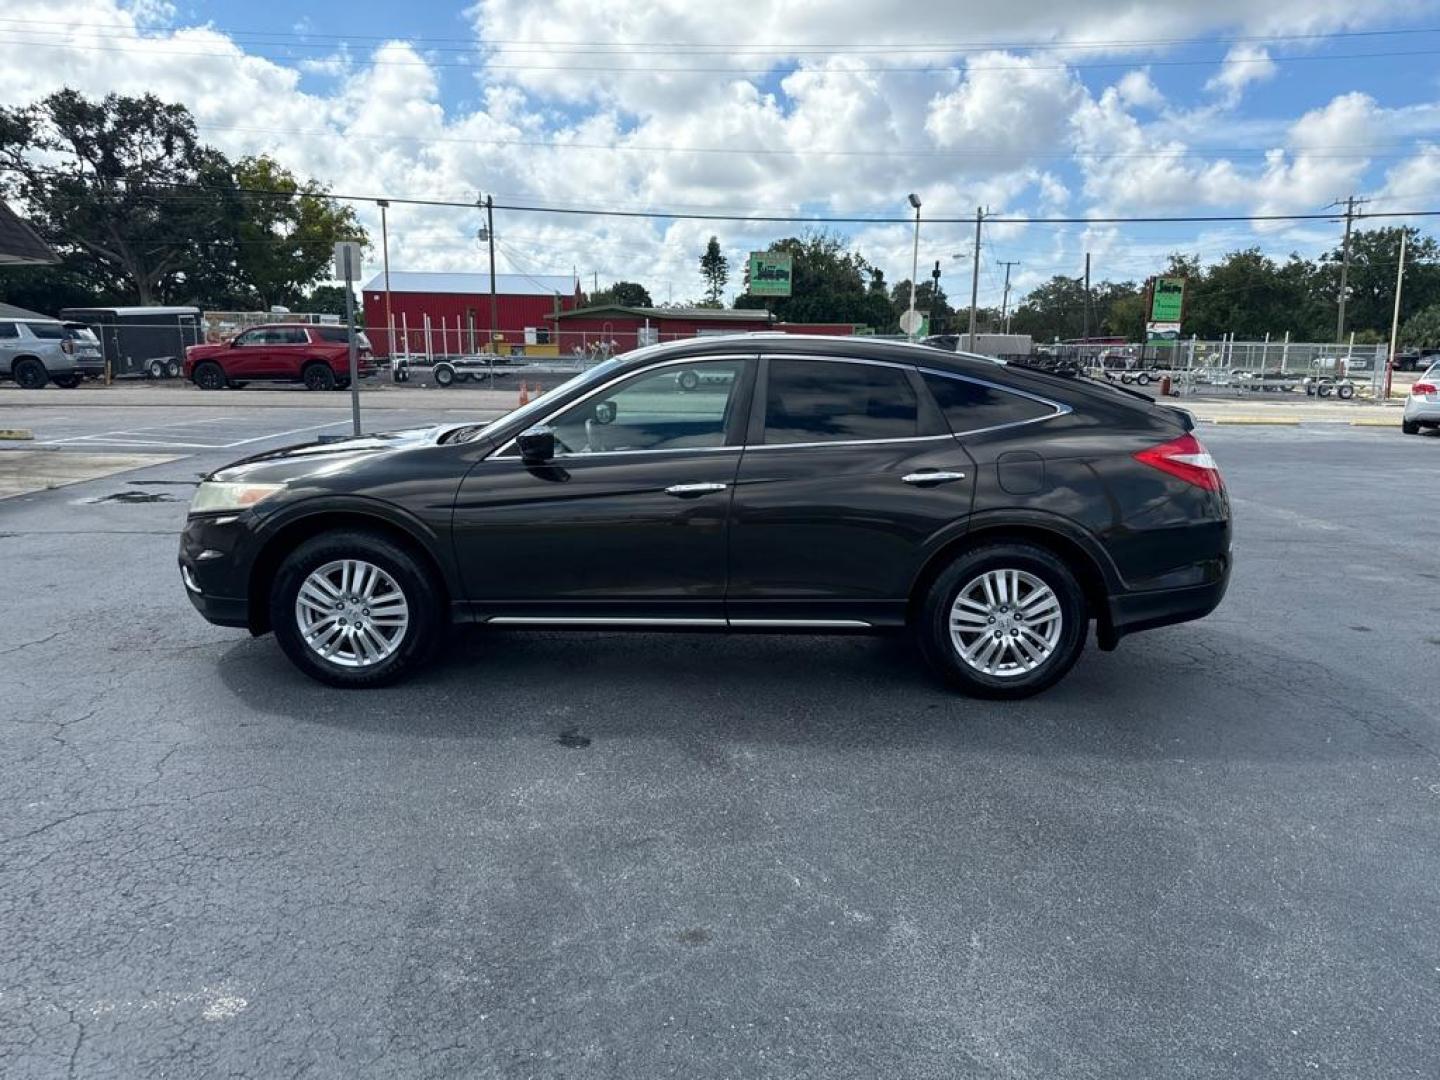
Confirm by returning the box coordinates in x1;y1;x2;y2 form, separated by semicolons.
902;471;967;485
665;482;729;497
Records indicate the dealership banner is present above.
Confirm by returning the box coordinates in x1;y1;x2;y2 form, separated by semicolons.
748;252;794;297
1148;276;1186;324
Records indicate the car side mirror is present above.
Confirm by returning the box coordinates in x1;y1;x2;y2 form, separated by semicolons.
517;425;556;463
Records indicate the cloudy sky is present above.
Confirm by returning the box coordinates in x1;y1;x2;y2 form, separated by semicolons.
2;0;1439;308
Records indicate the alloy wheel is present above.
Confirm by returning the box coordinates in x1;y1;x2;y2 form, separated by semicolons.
949;568;1063;679
294;559;410;668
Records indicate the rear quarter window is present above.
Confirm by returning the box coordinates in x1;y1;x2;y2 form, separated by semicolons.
0;322;17;339
922;372;1058;434
314;326;350;344
24;322;66;340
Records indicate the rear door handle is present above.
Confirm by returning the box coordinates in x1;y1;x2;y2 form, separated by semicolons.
902;471;967;485
665;482;729;497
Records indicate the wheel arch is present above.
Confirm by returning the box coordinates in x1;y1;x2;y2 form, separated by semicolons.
246;505;454;635
907;517;1118;644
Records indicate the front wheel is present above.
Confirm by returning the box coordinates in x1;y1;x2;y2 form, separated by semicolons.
193;361;226;390
270;530;444;688
916;543;1088;699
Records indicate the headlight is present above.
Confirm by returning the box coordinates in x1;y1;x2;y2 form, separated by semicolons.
189;481;285;515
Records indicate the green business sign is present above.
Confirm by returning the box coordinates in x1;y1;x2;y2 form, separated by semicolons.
748;252;793;297
1149;276;1186;324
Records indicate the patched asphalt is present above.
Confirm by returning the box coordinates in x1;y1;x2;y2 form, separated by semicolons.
1;417;1438;1079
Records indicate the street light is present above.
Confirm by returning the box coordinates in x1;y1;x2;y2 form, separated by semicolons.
906;193;922;342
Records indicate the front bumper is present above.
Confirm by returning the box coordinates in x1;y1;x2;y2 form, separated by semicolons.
179;514;255;630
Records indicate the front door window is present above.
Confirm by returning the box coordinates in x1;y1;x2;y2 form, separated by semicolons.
543;360;745;455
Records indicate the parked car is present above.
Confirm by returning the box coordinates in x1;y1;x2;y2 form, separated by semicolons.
179;335;1231;699
0;315;104;389
183;323;373;391
1402;364;1440;435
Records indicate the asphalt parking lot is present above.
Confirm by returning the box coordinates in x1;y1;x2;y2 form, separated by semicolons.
2;404;1438;1078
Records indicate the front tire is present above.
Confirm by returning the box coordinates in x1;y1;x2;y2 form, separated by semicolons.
270;530;444;688
916;543;1087;699
193;361;227;390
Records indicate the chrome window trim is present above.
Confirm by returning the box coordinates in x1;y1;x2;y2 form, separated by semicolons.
914;366;1073;436
744;434;955;452
486;354;754;461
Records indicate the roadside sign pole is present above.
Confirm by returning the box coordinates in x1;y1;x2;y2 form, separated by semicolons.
1386;230;1407;401
334;241;364;437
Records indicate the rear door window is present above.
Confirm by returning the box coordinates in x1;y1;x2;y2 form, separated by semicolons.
921;372;1058;434
24;322;66;340
275;328;310;345
762;359;920;444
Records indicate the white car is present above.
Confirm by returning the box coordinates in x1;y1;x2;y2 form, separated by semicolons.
1402;364;1440;435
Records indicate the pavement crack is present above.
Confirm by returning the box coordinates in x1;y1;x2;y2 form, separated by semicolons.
0;631;61;656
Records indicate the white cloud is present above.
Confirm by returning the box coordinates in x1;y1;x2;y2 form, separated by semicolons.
1205;45;1278;108
1116;70;1164;111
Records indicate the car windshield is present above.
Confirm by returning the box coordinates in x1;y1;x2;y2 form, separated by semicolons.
450;357;626;443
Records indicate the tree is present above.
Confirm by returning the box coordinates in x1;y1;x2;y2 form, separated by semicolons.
1318;227;1440;341
223;155;365;311
890;279;953;333
699;235;728;307
0;90;366;309
303;284;360;318
735;231;892;330
0;90;233;305
589;281;653;307
1401;304;1440;348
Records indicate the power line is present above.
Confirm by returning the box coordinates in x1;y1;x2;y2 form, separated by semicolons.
7;165;1440;227
0;14;1434;53
0;32;1435;74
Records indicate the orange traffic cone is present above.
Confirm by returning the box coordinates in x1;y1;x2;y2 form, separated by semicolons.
518;381;530;405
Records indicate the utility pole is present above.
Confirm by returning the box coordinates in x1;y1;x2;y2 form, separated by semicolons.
377;199;394;365
997;259;1020;334
1386;230;1408;401
906;193;922;341
1081;252;1092;344
967;207;985;353
483;195;499;353
1331;195;1368;342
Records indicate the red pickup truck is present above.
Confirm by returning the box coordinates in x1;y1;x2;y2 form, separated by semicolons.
184;323;375;391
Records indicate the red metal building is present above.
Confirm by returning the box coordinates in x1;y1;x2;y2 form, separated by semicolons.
547;305;857;355
362;270;582;358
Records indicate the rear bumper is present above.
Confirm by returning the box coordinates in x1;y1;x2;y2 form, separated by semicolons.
1402;397;1440;423
1103;568;1229;646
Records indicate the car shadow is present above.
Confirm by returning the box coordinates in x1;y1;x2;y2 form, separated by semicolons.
214;622;1435;765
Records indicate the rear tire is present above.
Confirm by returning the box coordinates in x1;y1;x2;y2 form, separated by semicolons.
433;363;456;388
915;543;1087;699
1403;419;1421;435
165;359;181;379
53;375;81;389
269;530;444;688
303;363;336;391
148;359;166;379
13;358;47;390
193;361;227;390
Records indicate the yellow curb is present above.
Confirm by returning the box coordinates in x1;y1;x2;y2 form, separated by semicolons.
0;428;35;440
1205;417;1302;425
1350;418;1400;427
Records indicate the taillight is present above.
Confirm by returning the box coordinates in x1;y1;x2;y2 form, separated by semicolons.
1134;432;1224;492
61;338;75;354
1413;382;1436;395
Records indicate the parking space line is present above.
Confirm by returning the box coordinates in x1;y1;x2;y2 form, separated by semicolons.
37;420;353;451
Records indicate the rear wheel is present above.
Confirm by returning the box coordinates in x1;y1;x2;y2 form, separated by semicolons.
165;358;181;379
193;361;226;390
52;374;81;389
269;530;444;688
303;363;336;391
148;359;166;379
433;363;456;387
677;369;701;391
916;543;1087;699
13;358;47;389
1403;419;1421;435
